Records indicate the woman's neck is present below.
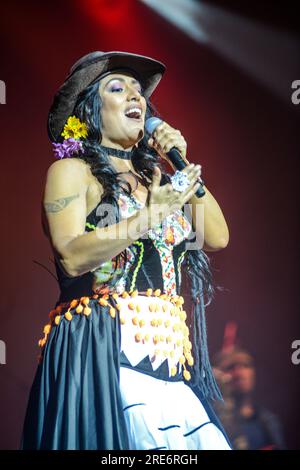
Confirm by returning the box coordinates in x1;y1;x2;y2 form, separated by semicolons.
100;143;136;172
109;156;135;173
101;144;134;158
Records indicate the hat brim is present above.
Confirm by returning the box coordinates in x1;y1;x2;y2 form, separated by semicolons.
47;51;166;142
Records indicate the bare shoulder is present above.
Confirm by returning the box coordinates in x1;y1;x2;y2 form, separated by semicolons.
43;157;104;219
42;159;92;240
46;157;91;184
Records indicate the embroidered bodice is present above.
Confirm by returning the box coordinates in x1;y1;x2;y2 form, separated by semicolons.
54;181;193;304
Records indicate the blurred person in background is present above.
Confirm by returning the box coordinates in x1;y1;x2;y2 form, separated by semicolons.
213;328;286;450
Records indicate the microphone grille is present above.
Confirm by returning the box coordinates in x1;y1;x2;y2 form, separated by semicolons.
145;117;162;135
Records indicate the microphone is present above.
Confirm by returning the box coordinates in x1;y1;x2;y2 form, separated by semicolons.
145;117;205;198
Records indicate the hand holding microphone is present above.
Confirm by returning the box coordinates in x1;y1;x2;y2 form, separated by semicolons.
145;117;205;198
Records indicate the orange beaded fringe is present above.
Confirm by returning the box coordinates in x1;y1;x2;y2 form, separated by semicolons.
37;288;193;380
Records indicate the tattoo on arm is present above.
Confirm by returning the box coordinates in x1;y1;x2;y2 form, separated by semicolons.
44;193;80;213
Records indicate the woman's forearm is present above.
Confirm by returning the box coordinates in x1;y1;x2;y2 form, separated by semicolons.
188;185;229;251
60;206;161;277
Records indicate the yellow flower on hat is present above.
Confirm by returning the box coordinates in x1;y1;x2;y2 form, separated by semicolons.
61;116;88;140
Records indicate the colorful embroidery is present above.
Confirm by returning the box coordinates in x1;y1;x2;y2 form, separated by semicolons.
147;210;192;295
85;193;142;295
85;221;96;230
147;210;192;247
128;240;145;292
85;192;192;296
119;192;144;217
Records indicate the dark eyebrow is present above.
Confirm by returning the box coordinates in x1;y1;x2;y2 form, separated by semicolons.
104;77;141;89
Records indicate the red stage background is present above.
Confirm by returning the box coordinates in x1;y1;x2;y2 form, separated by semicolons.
0;0;299;449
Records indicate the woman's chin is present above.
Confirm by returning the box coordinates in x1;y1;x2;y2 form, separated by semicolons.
126;128;144;145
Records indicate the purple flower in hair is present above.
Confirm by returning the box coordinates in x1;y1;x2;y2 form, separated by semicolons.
52;138;84;159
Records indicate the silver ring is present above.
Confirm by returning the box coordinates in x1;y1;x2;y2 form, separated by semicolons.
170;170;190;192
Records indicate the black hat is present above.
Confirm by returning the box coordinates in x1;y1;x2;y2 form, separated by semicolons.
47;51;166;142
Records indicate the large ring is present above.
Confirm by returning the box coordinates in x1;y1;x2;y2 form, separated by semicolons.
170;170;190;192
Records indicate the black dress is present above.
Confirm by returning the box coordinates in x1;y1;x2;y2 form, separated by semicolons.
21;185;230;450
